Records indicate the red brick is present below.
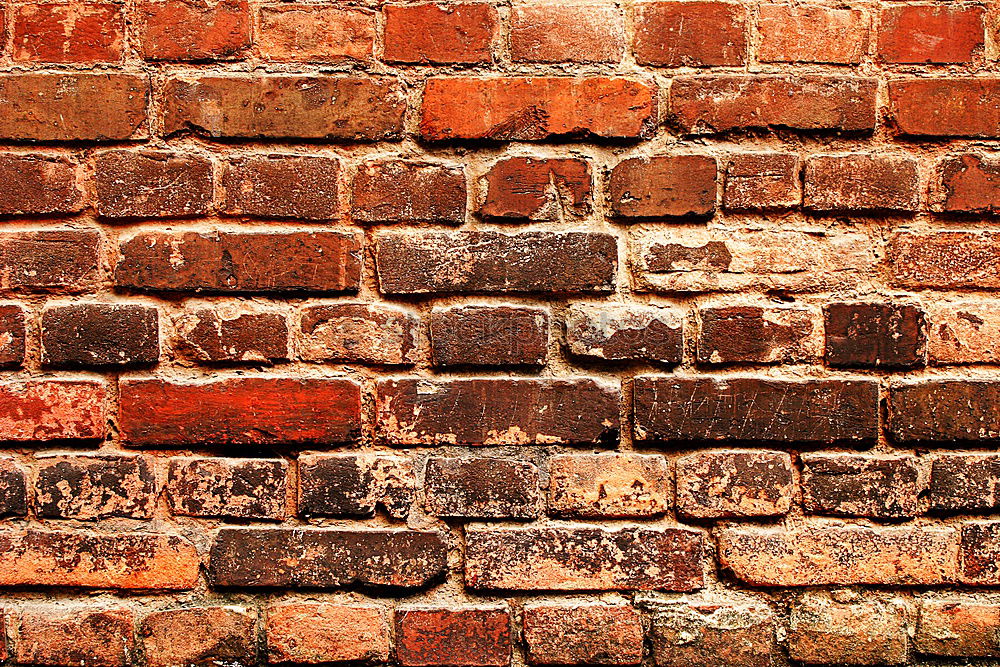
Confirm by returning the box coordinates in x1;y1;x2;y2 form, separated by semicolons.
120;377;360;446
718;525;958;586
880;5;984;64
566;303;683;364
0;531;198;589
15;607;135;667
167;457;287;520
608;155;717;218
0;380;106;442
889;380;1000;442
94;150;212;219
890;78;1000;137
375;231;617;295
917;598;1000;657
465;526;704;591
634;2;747;66
676;451;794;519
163;75;405;140
510;4;625;63
298;303;418;365
141;607;255;667
221;154;339;220
936;153;1000;213
927;301;1000;364
13;2;123;63
801;453;921;519
257;5;374;62
523;604;643;665
209;528;447;589
424;457;540;519
825;302;926;368
137;0;250;61
420;77;656;140
930;454;1000;513
548;453;669;518
788;594;909;665
961;521;1000;584
758;4;868;64
298;453;414;519
376;378;619;446
890;231;1000;289
0;154;82;216
174;307;289;365
697;305;820;365
0;458;27;517
634;377;878;444
266;603;390;664
0;73;148;141
397;607;510;667
723;152;801;210
0;305;23;368
35;455;155;520
41;303;159;368
383;3;496;64
117;230;361;294
430;305;548;367
671;75;877;134
479;157;590;220
352;160;466;224
804;154;919;212
650;597;779;667
0;230;100;293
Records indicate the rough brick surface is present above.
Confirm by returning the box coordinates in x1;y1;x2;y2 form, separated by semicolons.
167;457;287;520
676;450;794;519
35;455;155;520
649;597;779;667
548;453;670;518
788;594;909;665
523;604;644;665
16;607;135;667
266;603;390;664
396;607;510;667
94;150;212;219
141;607;256;667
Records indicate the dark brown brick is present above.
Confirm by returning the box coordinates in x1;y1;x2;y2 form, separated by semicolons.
424;457;540;519
937;153;1000;213
608;155;717;218
962;521;1000;585
524;604;643;665
788;594;909;665
221;154;338;220
298;453;414;519
930;454;1000;513
41;303;159;368
676;450;794;519
890;380;1000;443
94;150;212;219
430;305;548;367
650;598;779;667
0;458;27;517
174;307;289;364
35;455;156;520
0;230;100;293
167;457;287;520
396;607;510;667
566;303;683;364
0;153;82;216
479;157;591;220
376;378;620;446
805;154;919;212
548;453;670;518
209;528;446;589
141;607;255;667
723;152;801;210
801;453;921;519
0;304;25;368
917;598;1000;657
351;160;466;224
15;607;135;667
634;377;879;444
298;304;418;365
697;305;820;365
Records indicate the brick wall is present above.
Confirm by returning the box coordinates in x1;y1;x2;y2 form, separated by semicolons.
0;0;997;664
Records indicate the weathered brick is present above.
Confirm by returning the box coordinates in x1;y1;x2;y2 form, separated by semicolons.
510;4;625;63
723;152;801;210
928;301;1000;364
566;303;683;364
634;377;878;444
879;5;984;64
420;77;656;140
671;76;877;134
916;598;1000;657
0;154;82;216
266;603;390;664
209;528;446;589
889;380;1000;442
890;231;1000;289
94;150;212;219
930;454;1000;513
352;160;466;224
383;3;497;64
548;453;669;518
35;455;156;520
961;521;1000;585
377;378;620;446
298;304;418;365
634;2;747;66
788;594;909;665
257;5;374;62
174;307;289;365
0;459;26;518
0;305;25;368
609;155;717;218
718;525;958;586
137;0;249;61
120;377;360;446
13;2;123;63
479;157;590;220
649;597;779;667
805;154;919;212
298;453;414;519
465;526;704;591
697;305;820;365
758;4;868;64
0;230;100;293
376;231;617;295
430;305;548;367
524;604;643;665
396;607;510;667
167;457;287;520
41;303;159;368
15;607;135;667
141;607;255;667
0;380;106;442
676;450;793;519
424;457;540;519
825;302;926;368
221;154;339;220
890;78;1000;137
117;231;361;294
0;73;148;141
801;453;921;519
0;531;198;589
935;153;1000;213
163;75;405;140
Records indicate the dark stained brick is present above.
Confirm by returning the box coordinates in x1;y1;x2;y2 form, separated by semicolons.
930;454;1000;513
430;305;548;367
298;453;413;519
167;457;287;520
396;607;510;667
676;450;794;519
801;453;921;519
424;457;540;519
824;302;926;368
41;303;159;368
35;455;156;520
890;380;1000;442
0;458;27;517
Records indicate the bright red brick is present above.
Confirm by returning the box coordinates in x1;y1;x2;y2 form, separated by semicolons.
890;78;1000;137
13;2;123;63
479;157;591;220
879;5;984;64
137;0;250;61
634;2;747;66
758;4;868;64
510;4;625;63
0;380;106;442
257;5;374;62
383;3;497;64
936;153;1000;213
396;607;511;667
